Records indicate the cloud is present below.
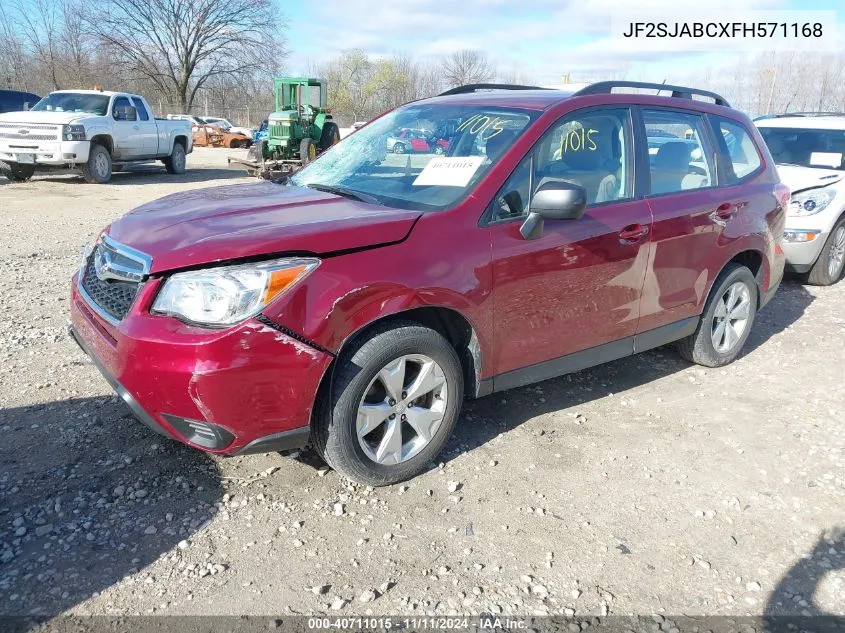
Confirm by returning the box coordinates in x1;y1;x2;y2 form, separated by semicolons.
288;0;794;79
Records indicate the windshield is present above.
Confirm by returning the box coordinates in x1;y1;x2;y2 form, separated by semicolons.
290;103;540;210
759;126;845;170
31;92;110;116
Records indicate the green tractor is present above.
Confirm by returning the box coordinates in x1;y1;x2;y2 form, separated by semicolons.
230;77;341;178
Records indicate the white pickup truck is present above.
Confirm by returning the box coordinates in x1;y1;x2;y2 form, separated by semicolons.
0;90;192;184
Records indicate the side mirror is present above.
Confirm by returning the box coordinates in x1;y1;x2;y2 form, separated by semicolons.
519;181;587;240
114;105;137;121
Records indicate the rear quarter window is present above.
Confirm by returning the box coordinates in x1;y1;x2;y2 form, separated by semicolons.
712;117;762;183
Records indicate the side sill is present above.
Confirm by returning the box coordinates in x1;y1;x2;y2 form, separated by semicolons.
485;317;699;395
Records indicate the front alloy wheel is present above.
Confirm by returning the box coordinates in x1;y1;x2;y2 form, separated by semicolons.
807;218;845;286
826;225;845;280
313;321;464;486
357;354;448;465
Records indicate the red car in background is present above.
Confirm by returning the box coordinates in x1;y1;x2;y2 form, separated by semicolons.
387;128;449;154
70;81;786;485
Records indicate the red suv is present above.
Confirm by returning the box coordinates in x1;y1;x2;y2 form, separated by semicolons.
70;81;787;485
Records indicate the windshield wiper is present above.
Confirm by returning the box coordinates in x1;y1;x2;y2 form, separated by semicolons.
306;183;382;205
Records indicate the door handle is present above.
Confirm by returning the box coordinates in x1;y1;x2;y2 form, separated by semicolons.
133;125;140;130
619;224;649;242
710;202;736;221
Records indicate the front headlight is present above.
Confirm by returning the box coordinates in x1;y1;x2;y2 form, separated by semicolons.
62;124;86;141
151;258;319;327
789;188;836;216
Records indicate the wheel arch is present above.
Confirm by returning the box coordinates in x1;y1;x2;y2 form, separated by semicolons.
312;306;485;433
89;134;113;154
708;248;765;309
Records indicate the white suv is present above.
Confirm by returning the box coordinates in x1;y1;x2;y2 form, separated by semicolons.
756;114;845;285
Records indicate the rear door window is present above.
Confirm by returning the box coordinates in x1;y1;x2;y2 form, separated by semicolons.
642;109;715;195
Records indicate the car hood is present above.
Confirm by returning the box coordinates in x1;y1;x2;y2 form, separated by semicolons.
0;111;91;125
106;182;422;274
776;164;844;194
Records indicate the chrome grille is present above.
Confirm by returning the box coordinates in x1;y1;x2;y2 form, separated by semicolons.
81;257;139;321
78;237;152;324
0;122;60;142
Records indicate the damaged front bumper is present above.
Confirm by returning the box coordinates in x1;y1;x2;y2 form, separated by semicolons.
69;278;332;455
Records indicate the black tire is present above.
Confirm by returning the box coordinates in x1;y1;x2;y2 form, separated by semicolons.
677;263;758;367
0;163;35;182
164;141;187;174
393;143;405;154
319;122;341;151
82;144;112;184
300;137;316;165
313;321;464;486
806;217;845;286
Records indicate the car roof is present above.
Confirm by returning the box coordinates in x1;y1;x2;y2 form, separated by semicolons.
755;115;845;131
50;89;124;97
0;88;40;98
414;82;735;116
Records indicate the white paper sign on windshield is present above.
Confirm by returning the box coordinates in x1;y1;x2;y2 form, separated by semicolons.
810;152;842;168
413;156;486;187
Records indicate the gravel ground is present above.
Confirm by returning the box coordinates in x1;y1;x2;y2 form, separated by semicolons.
0;148;843;620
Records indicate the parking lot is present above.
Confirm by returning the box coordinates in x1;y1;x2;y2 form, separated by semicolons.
1;148;843;619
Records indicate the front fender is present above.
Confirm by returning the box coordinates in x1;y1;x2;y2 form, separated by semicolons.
260;214;494;373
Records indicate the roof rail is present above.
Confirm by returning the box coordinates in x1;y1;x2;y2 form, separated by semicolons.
438;83;549;96
573;81;731;107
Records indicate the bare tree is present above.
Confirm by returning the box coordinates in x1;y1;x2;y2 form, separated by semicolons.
60;0;94;87
442;50;494;88
14;0;65;90
0;11;28;90
82;0;287;112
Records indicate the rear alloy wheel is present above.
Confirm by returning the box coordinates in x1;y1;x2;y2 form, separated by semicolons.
807;219;845;286
393;143;405;154
710;282;752;354
677;263;758;367
313;321;463;486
